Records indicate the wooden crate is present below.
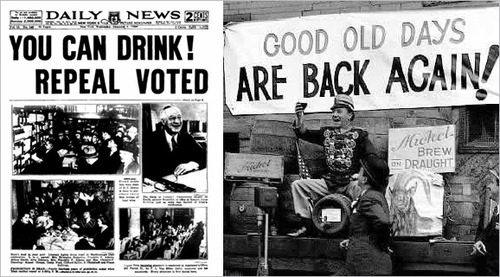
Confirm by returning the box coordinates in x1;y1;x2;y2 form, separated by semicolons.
224;153;284;184
445;176;482;240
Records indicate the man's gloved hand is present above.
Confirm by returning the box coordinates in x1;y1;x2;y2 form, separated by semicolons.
295;102;306;117
340;239;349;250
471;240;487;256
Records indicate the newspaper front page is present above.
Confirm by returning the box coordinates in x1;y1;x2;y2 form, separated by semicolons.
1;1;223;276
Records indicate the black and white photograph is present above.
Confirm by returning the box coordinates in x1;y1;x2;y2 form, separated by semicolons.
119;208;207;260
13;104;140;175
11;180;115;250
0;1;222;276
142;102;208;193
223;1;499;276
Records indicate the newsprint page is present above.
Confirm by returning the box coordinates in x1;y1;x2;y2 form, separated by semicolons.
0;1;223;276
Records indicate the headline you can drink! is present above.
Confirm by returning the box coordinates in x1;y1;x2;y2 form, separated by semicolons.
8;34;208;94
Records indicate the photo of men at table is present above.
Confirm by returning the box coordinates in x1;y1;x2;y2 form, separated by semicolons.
11;180;114;250
13;104;139;175
119;208;207;260
142;103;207;192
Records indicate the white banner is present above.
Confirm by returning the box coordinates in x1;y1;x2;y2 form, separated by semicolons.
224;7;499;115
388;125;455;174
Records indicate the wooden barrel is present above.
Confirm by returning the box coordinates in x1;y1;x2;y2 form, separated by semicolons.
250;120;297;175
276;174;302;234
229;182;265;234
445;176;481;241
297;139;326;178
312;193;352;236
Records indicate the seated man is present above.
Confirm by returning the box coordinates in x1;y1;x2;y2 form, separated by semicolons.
35;209;54;231
144;104;206;180
12;212;37;250
72;210;97;238
288;94;378;237
58;207;77;229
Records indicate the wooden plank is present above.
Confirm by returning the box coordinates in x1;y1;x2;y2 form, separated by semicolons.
446;224;478;241
449;194;480;202
224;235;476;265
224;235;344;259
250;135;297;157
448;202;481;225
229;185;256;201
399;262;477;273
225;257;476;274
223;117;254;139
254;114;294;122
224;153;284;182
224;255;344;274
251;119;296;137
391;241;475;265
250;120;297;159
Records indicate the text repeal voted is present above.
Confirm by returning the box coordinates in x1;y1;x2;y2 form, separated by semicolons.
8;34;208;94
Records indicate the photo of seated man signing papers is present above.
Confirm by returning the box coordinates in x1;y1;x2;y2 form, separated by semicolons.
143;103;207;193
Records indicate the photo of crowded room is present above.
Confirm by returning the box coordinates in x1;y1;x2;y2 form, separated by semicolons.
13;104;140;175
119;208;207;260
142;103;208;192
12;180;114;250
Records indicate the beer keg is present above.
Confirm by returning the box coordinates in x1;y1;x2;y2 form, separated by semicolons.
312;193;352;236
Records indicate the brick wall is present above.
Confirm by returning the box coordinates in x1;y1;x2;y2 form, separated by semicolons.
223;1;499;240
223;1;497;23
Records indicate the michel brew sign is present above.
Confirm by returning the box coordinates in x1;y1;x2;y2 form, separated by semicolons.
388;125;455;174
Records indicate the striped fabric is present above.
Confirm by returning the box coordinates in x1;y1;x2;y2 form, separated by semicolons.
296;140;311;179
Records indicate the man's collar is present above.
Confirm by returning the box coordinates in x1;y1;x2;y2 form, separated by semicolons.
164;130;178;141
333;125;353;134
123;160;132;168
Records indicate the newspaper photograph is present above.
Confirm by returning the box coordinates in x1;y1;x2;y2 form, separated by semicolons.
119;207;207;260
1;1;223;276
12;104;140;175
142;102;208;193
12;180;115;251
